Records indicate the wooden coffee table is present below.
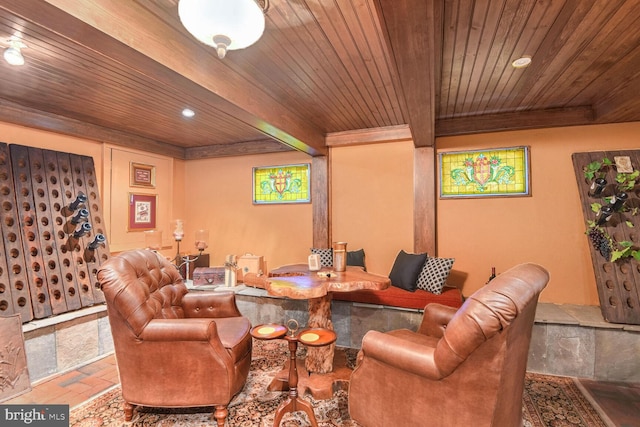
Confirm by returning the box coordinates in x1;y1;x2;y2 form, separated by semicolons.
244;264;390;399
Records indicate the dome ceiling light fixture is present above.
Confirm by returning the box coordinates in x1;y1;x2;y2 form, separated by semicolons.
178;0;269;59
3;36;27;66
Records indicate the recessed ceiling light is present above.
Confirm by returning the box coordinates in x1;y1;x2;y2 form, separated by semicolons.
3;36;27;66
182;108;195;118
512;56;532;69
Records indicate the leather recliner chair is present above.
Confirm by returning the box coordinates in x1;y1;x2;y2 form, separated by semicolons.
348;262;549;427
97;249;252;427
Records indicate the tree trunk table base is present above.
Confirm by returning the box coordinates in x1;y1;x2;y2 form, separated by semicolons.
267;348;352;400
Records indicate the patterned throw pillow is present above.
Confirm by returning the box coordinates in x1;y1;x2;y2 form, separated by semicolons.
416;256;455;294
311;248;333;267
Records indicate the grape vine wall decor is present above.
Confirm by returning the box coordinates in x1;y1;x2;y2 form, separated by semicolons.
572;151;640;325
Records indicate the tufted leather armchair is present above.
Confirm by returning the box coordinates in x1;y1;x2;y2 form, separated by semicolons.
97;249;252;427
348;263;549;427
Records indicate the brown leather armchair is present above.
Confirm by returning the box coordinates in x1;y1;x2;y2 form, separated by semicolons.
348;262;549;427
97;249;252;427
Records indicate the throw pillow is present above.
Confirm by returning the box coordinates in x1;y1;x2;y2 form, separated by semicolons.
416;256;455;294
347;248;366;271
311;248;333;267
388;250;428;292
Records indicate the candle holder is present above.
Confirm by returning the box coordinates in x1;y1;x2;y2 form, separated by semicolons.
171;222;209;279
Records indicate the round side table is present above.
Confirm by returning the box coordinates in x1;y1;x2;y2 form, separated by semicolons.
251;321;336;427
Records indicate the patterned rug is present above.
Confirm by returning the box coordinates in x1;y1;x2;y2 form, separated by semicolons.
70;340;608;427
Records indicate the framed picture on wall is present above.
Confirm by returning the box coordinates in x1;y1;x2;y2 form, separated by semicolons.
252;163;311;204
439;146;531;198
130;162;156;188
128;193;157;230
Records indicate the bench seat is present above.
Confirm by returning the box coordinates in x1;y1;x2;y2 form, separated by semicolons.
332;285;463;310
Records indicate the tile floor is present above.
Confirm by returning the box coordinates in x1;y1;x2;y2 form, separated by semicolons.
4;354;119;408
3;354;640;427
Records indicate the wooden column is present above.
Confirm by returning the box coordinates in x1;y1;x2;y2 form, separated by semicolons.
414;147;437;255
312;155;330;248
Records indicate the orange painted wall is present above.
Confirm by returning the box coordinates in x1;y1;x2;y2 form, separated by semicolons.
3;118;640;306
105;147;180;254
0;122;103;179
331;141;415;275
182;151;312;269
436;122;640;305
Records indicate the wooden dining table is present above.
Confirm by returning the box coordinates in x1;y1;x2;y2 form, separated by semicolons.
244;264;390;399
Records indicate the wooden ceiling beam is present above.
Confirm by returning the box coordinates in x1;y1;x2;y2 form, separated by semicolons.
36;0;326;156
435;107;596;137
373;0;439;148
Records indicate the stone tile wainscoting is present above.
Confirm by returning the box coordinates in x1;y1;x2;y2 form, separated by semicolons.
16;284;640;385
20;305;113;383
233;286;640;383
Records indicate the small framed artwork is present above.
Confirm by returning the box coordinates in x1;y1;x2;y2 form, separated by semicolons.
128;193;157;230
439;146;531;198
253;163;311;204
130;162;156;188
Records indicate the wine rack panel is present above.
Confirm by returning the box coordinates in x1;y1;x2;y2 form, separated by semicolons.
572;150;640;325
10;145;53;319
0;143;109;322
0;143;33;322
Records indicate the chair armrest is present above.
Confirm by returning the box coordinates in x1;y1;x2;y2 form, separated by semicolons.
181;291;242;318
137;319;233;368
417;303;458;338
360;330;444;380
139;318;220;342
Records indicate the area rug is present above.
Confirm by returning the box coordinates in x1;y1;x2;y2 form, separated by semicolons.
70;340;608;427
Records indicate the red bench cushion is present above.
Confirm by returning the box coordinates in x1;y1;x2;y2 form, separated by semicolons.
332;285;463;310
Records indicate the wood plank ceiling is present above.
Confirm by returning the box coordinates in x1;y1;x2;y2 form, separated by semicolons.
0;0;638;159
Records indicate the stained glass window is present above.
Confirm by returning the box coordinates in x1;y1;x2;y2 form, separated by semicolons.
253;163;311;204
439;147;530;198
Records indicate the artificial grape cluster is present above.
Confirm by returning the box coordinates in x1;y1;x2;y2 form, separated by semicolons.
587;227;612;261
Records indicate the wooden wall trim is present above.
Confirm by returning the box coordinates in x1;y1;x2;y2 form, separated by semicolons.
312;155;330;248
325;125;412;147
414;147;436;255
435;107;595;136
184;140;293;159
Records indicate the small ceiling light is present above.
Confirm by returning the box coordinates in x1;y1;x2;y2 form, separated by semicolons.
3;37;27;66
178;0;269;59
511;56;532;69
182;108;195;118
